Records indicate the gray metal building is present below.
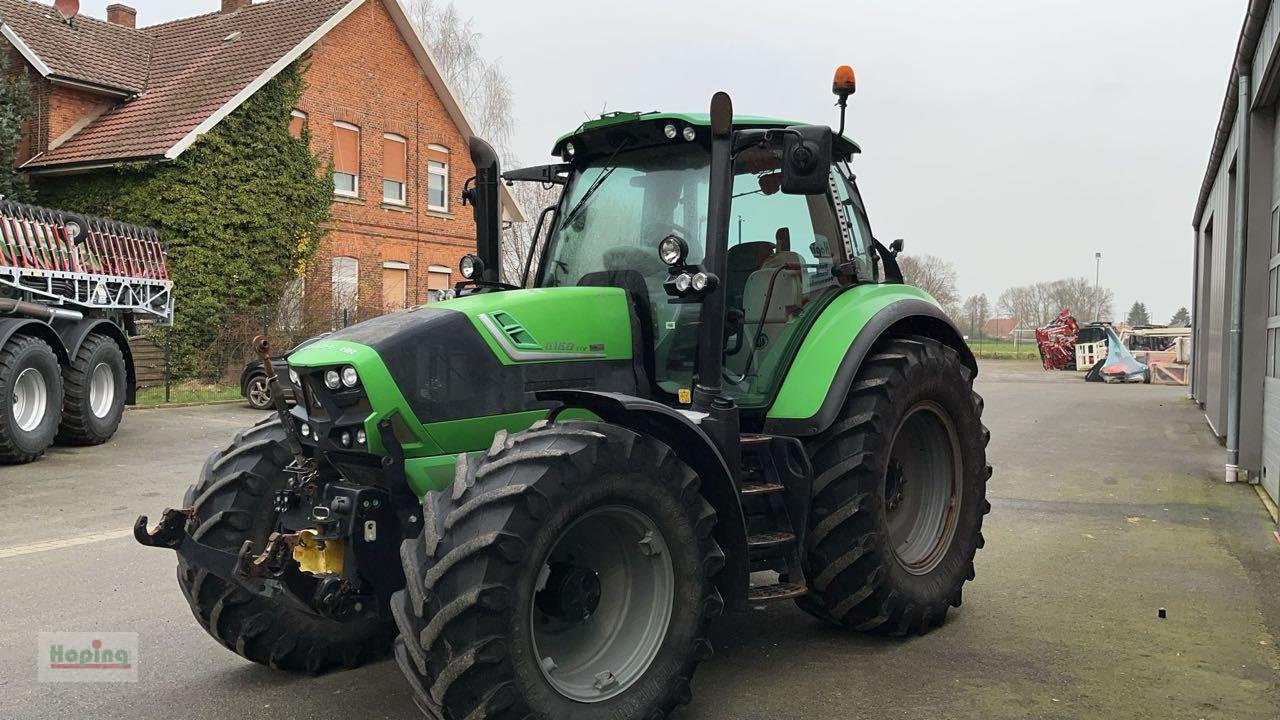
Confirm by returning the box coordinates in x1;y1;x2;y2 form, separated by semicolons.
1193;0;1280;503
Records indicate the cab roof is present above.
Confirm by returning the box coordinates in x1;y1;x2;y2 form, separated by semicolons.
552;111;861;159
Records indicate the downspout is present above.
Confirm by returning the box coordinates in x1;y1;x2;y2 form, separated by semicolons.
1226;70;1251;483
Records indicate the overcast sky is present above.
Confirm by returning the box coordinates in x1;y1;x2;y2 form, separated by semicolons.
83;0;1245;322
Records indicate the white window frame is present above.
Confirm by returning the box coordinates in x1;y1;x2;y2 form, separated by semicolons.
427;144;450;213
334;121;361;198
382;133;408;206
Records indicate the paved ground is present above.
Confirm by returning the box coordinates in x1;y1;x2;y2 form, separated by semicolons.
1;362;1278;719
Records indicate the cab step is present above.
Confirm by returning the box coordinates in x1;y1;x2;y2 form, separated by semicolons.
747;582;808;603
747;530;796;549
740;481;785;496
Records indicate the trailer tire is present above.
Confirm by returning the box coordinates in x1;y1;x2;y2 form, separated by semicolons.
175;418;396;673
56;333;127;446
393;421;724;720
798;336;990;635
0;334;62;464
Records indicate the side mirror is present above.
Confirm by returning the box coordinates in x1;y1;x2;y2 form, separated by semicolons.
889;238;905;257
780;125;833;195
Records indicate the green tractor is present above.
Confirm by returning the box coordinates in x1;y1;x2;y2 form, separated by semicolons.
137;68;990;720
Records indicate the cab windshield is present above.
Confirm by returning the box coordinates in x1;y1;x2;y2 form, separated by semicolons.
538;140;852;407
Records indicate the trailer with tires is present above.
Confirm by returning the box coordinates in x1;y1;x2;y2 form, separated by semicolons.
138;67;989;720
0;199;172;463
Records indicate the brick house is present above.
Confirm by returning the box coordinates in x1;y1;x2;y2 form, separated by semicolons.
1;0;520;320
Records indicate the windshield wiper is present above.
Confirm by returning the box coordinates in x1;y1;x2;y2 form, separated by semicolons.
557;139;631;232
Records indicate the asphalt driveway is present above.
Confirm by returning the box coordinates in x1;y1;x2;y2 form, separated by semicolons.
1;362;1277;719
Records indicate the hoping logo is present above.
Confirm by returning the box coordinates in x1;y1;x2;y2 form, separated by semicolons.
38;632;138;683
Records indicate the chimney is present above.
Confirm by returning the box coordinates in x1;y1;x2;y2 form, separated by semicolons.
221;0;251;13
105;4;136;28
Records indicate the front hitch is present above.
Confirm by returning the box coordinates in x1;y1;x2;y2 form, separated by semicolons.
133;510;315;614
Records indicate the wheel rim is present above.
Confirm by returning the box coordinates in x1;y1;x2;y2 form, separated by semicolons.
531;505;675;703
884;401;963;575
89;362;115;418
248;378;271;407
12;367;48;432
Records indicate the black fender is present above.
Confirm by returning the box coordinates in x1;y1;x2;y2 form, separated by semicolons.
763;298;977;437
52;318;137;405
0;317;71;364
538;389;751;611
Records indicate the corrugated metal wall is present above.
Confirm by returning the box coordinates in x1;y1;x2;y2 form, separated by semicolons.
1195;0;1280;500
1194;122;1239;437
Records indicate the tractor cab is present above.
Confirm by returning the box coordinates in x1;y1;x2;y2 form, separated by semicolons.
483;106;885;420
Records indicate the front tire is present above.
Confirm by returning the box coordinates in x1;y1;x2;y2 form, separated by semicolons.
393;421;724;720
57;333;127;446
0;334;63;464
176;418;396;672
799;336;991;634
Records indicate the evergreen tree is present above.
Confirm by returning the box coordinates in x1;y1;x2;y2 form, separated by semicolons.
1126;301;1151;326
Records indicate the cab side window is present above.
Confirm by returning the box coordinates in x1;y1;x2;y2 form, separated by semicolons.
722;148;847;406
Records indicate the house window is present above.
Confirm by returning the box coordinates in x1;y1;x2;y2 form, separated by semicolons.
334;122;361;197
427;264;452;302
383;261;409;312
383;134;408;205
427;145;450;212
332;256;359;319
289;110;307;139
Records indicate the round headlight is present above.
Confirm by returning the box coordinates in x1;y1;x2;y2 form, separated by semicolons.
300;423;311;438
324;369;341;389
691;272;709;292
340;431;352;448
341;366;359;387
564;142;576;157
663;123;678;140
682;126;697;142
674;273;693;293
658;235;688;267
356;429;367;445
460;254;481;280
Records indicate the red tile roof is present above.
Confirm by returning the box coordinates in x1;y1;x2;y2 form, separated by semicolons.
0;0;152;92
3;0;358;168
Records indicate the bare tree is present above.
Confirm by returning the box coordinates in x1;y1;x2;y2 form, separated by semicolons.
961;293;990;337
997;278;1114;328
501;181;561;285
898;254;960;316
408;1;515;164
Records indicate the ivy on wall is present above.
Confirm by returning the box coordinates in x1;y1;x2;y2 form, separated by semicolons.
0;51;34;200
36;61;333;379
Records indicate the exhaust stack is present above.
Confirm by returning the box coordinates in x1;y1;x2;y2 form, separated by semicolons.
467;137;502;284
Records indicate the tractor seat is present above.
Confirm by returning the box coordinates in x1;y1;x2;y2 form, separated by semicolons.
729;251;805;376
576;270;658;395
726;241;776;311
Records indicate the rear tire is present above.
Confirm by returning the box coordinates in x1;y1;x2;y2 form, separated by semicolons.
393;421;724;720
798;336;990;634
0;334;62;464
175;418;396;672
56;333;127;446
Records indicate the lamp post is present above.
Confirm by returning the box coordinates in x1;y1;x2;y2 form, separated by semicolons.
1094;252;1102;322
